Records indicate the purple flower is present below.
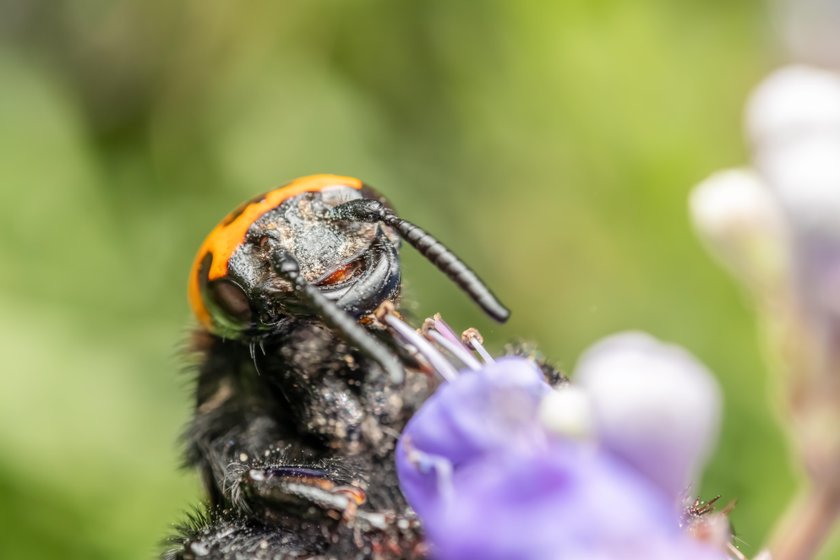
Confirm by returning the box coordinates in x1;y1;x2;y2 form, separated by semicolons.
397;358;550;521
396;343;726;560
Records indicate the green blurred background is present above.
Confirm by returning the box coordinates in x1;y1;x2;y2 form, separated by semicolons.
1;0;834;558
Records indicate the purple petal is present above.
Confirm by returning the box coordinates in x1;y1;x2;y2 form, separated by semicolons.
422;442;722;560
397;357;549;517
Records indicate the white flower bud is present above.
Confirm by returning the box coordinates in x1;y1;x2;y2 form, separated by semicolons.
689;169;789;290
755;135;840;238
574;332;722;500
745;65;840;149
538;385;594;440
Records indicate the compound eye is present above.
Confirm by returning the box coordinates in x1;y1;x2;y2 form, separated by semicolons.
317;259;363;287
207;279;252;324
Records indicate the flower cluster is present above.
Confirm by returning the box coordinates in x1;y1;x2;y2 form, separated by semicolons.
382;313;730;560
689;16;840;558
691;68;840;475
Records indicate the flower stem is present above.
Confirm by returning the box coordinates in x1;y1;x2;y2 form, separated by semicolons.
769;484;840;560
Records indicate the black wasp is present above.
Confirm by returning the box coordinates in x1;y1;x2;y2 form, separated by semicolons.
164;174;509;559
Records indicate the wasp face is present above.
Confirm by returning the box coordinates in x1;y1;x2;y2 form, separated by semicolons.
190;174;507;380
234;187;401;330
194;182;401;339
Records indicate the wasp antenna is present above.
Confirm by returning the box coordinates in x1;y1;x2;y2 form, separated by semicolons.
326;199;510;323
270;247;405;383
384;214;509;322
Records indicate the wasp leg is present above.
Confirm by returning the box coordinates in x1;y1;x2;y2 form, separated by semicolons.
220;459;426;558
237;464;364;524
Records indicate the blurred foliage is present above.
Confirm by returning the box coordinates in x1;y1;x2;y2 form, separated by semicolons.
1;0;835;558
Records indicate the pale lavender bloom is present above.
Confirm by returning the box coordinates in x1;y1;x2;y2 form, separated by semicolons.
747;65;840;238
687;55;840;560
746;65;840;151
396;353;725;560
747;66;840;326
575;333;722;501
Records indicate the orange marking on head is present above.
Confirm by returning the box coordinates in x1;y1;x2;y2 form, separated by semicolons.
188;174;363;331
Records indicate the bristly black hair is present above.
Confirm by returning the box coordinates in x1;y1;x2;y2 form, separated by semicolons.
161;503;322;560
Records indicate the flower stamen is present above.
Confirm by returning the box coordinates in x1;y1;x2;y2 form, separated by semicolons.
462;327;495;363
422;318;482;371
379;308;459;382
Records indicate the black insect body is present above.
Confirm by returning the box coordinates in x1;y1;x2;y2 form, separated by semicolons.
165;175;509;559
